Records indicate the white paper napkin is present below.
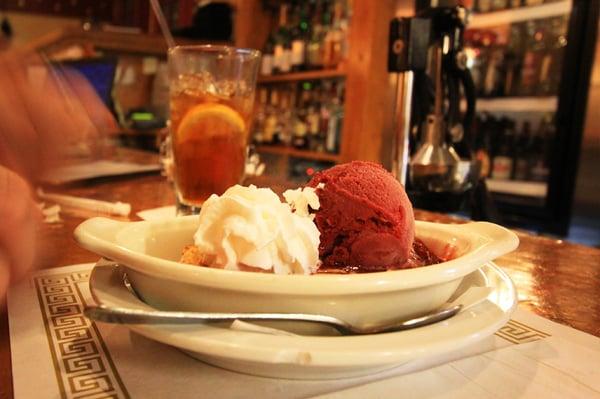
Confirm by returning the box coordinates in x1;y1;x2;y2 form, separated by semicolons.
136;205;176;221
8;264;600;399
42;160;161;184
315;334;600;399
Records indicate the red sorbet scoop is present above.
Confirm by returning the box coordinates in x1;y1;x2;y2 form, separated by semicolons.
307;161;415;272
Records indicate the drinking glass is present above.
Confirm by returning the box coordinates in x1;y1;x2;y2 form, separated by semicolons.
168;45;260;215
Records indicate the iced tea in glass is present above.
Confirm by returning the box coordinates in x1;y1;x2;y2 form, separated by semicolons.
168;46;260;214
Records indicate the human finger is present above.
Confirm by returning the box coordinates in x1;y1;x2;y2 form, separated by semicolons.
0;249;10;305
0;52;43;178
0;166;39;282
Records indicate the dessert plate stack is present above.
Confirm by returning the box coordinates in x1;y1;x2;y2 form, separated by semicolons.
76;216;519;379
89;260;516;380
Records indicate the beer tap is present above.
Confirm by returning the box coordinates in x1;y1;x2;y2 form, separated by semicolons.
389;0;482;213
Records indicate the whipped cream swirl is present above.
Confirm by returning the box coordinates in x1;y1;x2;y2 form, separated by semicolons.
193;185;320;274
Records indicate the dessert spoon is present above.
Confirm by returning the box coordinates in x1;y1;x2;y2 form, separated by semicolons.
84;266;489;335
84;303;462;336
84;262;491;335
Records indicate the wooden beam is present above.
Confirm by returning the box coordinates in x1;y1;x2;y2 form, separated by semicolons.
341;0;397;164
231;0;272;50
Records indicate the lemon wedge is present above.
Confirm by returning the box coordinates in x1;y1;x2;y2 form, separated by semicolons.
176;103;246;142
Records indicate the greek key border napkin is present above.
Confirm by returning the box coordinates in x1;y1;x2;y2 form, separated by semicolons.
8;264;600;399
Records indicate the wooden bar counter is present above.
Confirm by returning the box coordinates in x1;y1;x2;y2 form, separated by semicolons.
1;148;599;399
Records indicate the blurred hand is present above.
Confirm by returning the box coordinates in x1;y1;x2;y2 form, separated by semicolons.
0;165;40;303
0;50;118;298
0;50;118;181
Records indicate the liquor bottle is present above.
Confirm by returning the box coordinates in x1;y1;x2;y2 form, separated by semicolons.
291;3;310;72
273;90;283;144
325;97;342;153
339;1;350;62
487;115;502;171
482;29;506;97
278;90;293;146
464;30;485;95
477;30;496;96
306;104;321;150
263;89;279;144
292;88;310;149
273;4;291;74
491;118;514;180
307;83;323;151
292;122;308;149
519;20;547;96
252;88;269;144
474;114;492;178
513;121;532;180
322;2;334;69
323;1;344;69
306;3;325;70
261;35;275;76
281;6;293;75
482;112;499;159
538;16;568;95
288;5;301;72
529;114;553;182
504;22;525;96
325;81;344;153
319;81;332;148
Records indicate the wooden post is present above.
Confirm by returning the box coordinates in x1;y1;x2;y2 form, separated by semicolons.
231;0;272;50
341;0;397;165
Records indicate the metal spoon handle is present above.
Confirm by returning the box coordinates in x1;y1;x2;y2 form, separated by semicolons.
84;305;345;328
84;304;462;335
381;304;462;331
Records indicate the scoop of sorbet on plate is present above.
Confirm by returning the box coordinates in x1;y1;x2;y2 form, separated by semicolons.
307;161;416;272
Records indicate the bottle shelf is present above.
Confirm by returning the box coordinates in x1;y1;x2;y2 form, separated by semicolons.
258;68;346;84
255;145;341;163
487;178;548;198
462;96;558;112
468;0;571;28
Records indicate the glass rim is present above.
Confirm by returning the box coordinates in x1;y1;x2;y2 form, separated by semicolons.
168;45;261;59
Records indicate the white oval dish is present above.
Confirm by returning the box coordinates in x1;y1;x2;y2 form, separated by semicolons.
89;260;517;379
75;216;518;328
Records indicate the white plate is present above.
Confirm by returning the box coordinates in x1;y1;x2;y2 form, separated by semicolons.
89;261;517;380
76;217;519;329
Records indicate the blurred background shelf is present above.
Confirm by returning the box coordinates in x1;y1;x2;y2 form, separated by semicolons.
469;0;572;28
487;178;548;198
258;68;346;84
249;0;396;183
255;145;341;163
